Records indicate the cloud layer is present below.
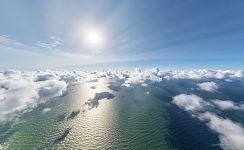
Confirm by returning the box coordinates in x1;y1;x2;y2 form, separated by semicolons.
1;68;244;122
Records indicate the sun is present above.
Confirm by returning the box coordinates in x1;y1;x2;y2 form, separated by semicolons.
85;29;104;47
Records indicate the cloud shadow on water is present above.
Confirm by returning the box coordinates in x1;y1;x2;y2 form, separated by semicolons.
67;110;80;120
85;92;115;109
53;128;71;145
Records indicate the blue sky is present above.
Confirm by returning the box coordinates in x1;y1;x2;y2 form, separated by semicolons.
0;0;244;70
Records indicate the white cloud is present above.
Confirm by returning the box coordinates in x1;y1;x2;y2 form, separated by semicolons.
38;80;67;100
42;107;51;113
141;83;148;87
122;83;130;87
172;94;209;112
0;35;23;47
0;71;68;123
212;100;244;111
36;36;63;50
1;68;244;127
197;82;219;92
172;94;244;150
35;72;57;81
159;69;244;80
125;68;162;84
224;79;233;82
200;112;244;150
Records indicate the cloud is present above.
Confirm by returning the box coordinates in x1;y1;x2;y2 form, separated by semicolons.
35;72;57;81
122;83;130;87
0;71;68;123
38;80;67;99
42;107;51;113
0;77;38;121
172;94;244;150
200;112;244;150
86;78;98;82
0;35;23;47
125;68;162;84
141;83;148;87
36;36;63;50
159;69;244;80
172;94;209;112
1;68;243;123
212;100;244;111
197;82;219;92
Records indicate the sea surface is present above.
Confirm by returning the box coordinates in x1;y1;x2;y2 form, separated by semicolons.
1;78;244;150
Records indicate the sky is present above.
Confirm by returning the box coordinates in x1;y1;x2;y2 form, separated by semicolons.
0;0;244;70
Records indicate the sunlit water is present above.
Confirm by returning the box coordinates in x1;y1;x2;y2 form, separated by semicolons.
1;78;244;150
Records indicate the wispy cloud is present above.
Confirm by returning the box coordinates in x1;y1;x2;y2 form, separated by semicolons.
36;36;63;50
0;35;23;47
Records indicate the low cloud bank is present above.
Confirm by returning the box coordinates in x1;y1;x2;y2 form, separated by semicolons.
160;69;244;80
172;94;244;150
1;68;244;124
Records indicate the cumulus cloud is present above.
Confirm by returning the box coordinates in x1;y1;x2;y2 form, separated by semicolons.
197;82;219;92
0;70;68;123
172;94;209;112
200;112;244;150
35;72;57;81
172;94;244;150
212;100;244;111
1;68;244;127
0;77;38;121
124;68;162;84
38;80;67;99
122;83;130;87
159;69;244;80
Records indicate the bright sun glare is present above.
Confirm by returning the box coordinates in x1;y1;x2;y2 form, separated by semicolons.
85;29;104;47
